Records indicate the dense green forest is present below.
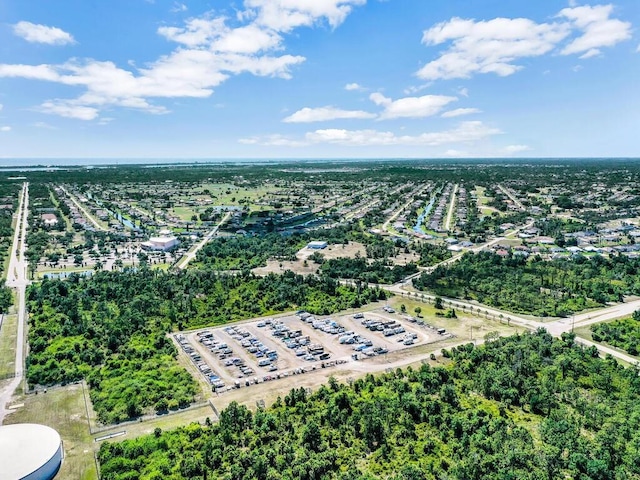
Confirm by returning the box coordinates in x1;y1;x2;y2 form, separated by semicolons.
413;251;640;317
591;311;640;355
26;268;386;423
319;257;418;284
98;330;640;479
412;243;451;267
195;233;306;269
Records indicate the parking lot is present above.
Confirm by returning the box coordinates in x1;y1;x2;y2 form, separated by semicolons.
174;305;454;394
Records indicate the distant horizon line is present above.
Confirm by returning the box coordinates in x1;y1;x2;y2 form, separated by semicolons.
1;156;640;168
0;156;640;164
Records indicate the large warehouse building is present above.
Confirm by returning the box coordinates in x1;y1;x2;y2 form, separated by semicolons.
141;233;180;251
0;424;63;479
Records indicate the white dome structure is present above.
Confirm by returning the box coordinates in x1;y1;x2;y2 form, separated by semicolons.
0;424;63;479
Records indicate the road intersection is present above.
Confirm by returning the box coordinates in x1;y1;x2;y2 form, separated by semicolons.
1;196;639;425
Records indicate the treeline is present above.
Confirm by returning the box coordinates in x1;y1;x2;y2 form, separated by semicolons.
98;330;640;479
412;242;451;266
461;211;529;241
535;217;589;238
591;311;640;355
413;251;640;317
0;184;17;312
26;268;386;423
196;233;303;269
319;257;417;284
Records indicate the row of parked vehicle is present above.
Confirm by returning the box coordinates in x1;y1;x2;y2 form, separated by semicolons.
406;316;448;335
359;317;406;337
196;330;257;383
176;333;226;390
268;317;333;362
224;325;279;372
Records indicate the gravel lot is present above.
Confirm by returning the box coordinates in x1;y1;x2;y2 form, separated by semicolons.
174;305;454;394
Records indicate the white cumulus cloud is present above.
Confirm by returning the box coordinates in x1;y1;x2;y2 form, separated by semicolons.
0;1;365;120
559;4;631;57
246;0;366;32
441;107;481;118
171;2;188;13
418;17;570;80
345;82;364;91
242;121;501;147
13;21;75;45
239;134;307;146
370;92;457;119
283;106;376;123
417;4;631;81
307;121;499;145
0;126;11;132
39;101;100;120
502;144;531;154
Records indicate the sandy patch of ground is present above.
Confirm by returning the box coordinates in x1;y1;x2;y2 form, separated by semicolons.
253;242;419;276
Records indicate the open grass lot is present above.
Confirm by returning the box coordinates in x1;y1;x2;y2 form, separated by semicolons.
172;205;200;222
574;324;596;342
93;404;216;443
0;311;18;378
191;183;281;211
5;384;98;480
475;185;489;205
386;296;525;341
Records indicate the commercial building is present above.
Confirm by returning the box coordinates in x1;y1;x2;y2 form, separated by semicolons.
0;423;63;479
307;241;328;250
141;232;180;251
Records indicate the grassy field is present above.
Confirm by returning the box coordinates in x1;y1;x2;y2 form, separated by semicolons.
475;185;489;205
172;206;200;222
0;311;18;378
93;404;216;444
5;384;99;480
574;324;595;342
387;295;525;342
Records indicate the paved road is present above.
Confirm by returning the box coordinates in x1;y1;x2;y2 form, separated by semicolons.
386;282;640;365
497;184;526;212
443;184;458;232
175;212;231;270
374;215;640;366
0;183;29;424
59;185;106;231
396;221;535;284
545;299;640;336
382;183;430;233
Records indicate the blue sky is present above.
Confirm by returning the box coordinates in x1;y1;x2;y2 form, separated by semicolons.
0;0;638;159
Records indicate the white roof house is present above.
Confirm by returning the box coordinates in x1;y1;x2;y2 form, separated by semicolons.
41;213;58;226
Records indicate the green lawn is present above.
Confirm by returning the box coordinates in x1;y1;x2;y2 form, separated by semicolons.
0;311;17;378
5;384;99;480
